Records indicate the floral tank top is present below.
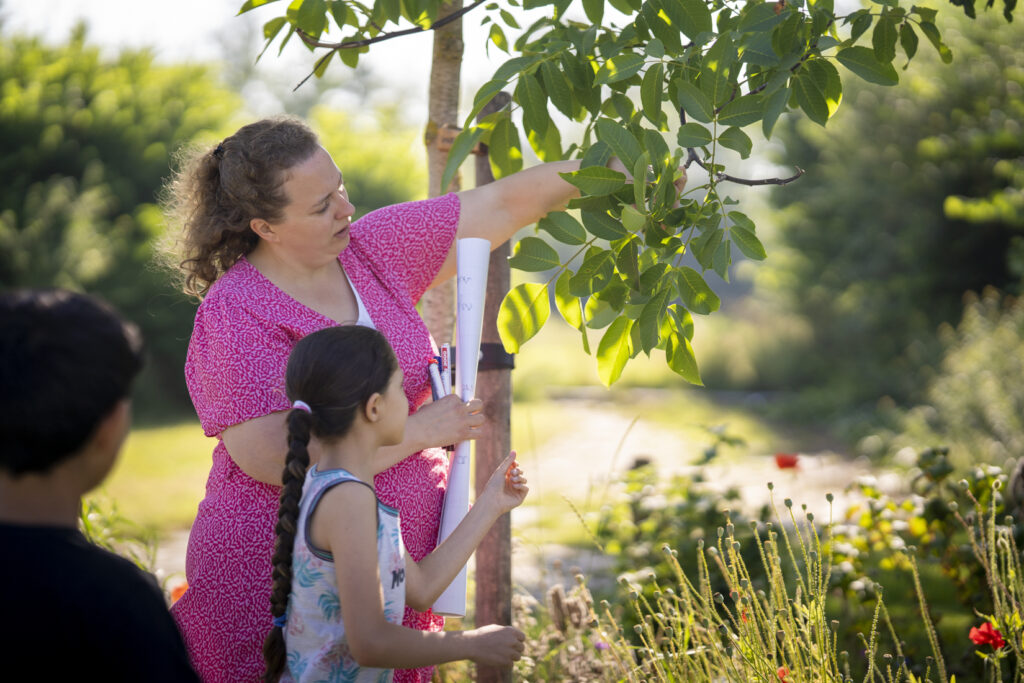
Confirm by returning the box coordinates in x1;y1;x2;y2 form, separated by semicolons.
283;466;407;683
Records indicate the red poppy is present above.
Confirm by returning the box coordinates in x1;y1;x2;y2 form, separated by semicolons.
741;608;748;623
777;666;790;682
171;582;189;605
775;453;799;469
969;622;1006;649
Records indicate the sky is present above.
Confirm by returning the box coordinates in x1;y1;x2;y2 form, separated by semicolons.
0;0;526;123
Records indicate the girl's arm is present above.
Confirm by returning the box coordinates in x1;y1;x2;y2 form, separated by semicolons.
316;483;524;668
403;452;527;610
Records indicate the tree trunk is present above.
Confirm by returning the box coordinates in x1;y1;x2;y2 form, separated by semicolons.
420;0;464;345
473;92;513;683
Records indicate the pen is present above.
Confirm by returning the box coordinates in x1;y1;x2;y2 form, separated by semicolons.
428;358;446;401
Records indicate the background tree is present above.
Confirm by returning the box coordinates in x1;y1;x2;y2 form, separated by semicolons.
249;0;1015;391
0;26;240;417
0;25;428;418
758;8;1024;417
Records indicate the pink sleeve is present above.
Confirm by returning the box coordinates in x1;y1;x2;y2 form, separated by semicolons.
184;294;293;437
350;193;460;302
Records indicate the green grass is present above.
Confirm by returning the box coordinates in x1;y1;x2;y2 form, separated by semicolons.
90;422;213;537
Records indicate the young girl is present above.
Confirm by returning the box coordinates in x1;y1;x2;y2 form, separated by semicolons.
263;325;528;682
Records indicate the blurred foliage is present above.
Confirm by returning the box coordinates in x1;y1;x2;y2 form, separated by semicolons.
0;26;241;418
593;447;1024;680
0;26;428;420
865;288;1024;466
761;9;1024;417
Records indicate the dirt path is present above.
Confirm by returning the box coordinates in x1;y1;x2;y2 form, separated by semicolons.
155;397;903;599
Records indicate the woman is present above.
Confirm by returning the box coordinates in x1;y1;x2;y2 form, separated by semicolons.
164;116;643;682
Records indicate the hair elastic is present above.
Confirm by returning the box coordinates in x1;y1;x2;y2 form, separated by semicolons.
273;614;287;629
212;143;226;159
292;400;312;414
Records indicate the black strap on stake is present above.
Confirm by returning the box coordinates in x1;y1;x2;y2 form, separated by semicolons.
448;343;515;383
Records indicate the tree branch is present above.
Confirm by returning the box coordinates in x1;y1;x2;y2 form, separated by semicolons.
685;148;804;186
291;0;487;89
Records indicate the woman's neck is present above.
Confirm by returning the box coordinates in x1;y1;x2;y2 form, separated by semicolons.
248;243;340;289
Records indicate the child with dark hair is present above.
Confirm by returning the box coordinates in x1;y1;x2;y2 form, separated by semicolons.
0;288;199;682
262;325;528;682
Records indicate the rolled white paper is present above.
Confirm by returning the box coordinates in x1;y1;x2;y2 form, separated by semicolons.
432;237;491;617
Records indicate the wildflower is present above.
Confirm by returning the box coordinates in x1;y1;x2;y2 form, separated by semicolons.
594;640;610;651
170;581;188;605
969;622;1006;649
777;665;791;682
775;453;799;469
741;608;748;623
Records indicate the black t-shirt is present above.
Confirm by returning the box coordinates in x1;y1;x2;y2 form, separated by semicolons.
0;523;200;682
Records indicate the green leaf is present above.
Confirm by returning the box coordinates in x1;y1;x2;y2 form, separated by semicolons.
489;24;509;53
730;224;767;260
489;115;524;178
558;167;627;196
640;63;665;126
694;227;724;269
498;282;550;353
570;248;615;296
676;0;713;39
849;11;873;43
872;14;898;64
712;238;731;281
596;119;643;172
465;79;512;126
918;22;953;64
313;50;334;77
585;296;619;328
539;61;576;119
762;86;789;139
676;267;721;314
439;126;485;194
642;129;670;166
621;205;646;232
792;59;842;126
583;0;605;25
638;288;669;353
615;236;641;288
899;22;918;65
554;271;591;353
595;53;645;85
240;0;280;14
290;0;328;37
836;46;899;86
527;118;562;162
717;93;764;128
539;212;587;245
509;236;560;271
554;270;581;327
911;5;938;23
677;123;713;147
516;72;549;136
718;126;752;159
738;2;787;34
675;79;714;123
582;210;629;240
263;16;288;40
499;8;520;27
646;38;665;58
597;316;634;386
666;329;702;385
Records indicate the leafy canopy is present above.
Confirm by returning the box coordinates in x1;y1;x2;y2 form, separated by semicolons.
247;0;1013;386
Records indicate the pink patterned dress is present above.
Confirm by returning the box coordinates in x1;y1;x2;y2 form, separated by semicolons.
173;194;460;683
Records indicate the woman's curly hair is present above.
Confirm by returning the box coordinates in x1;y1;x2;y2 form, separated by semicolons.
161;116;321;299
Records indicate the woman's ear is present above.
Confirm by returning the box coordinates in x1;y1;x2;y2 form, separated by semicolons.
250;217;278;243
363;393;383;423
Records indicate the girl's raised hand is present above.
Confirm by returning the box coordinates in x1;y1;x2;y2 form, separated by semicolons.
482;451;528;515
